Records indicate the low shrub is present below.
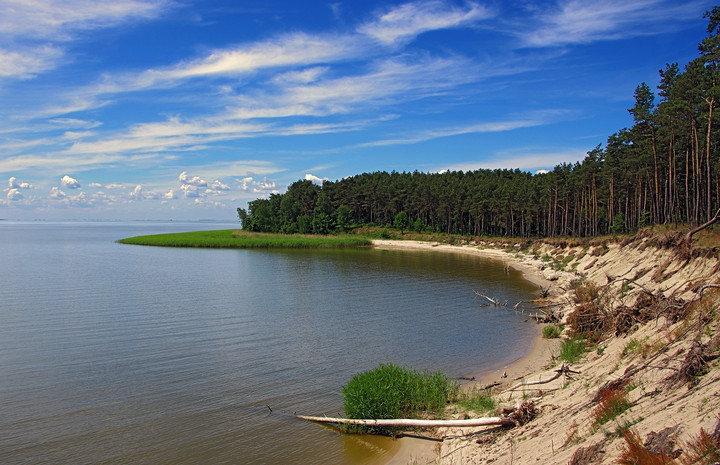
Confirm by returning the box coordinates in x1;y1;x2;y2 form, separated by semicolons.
593;386;631;426
617;428;676;465
679;427;720;465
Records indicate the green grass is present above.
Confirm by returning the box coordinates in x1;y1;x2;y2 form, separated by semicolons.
542;324;563;339
455;387;496;414
558;336;586;363
341;363;458;433
117;230;372;249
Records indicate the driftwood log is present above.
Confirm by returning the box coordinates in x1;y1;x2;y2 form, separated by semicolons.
503;363;579;392
296;415;516;428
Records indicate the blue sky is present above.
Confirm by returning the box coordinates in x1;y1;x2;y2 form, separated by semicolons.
0;0;715;220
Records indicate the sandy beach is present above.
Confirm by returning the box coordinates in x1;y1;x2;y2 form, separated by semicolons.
369;236;720;465
370;239;563;465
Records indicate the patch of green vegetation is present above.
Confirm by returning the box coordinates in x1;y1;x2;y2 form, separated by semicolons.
117;230;372;249
542;324;563;339
558;336;586;363
342;363;458;433
455;387;496;414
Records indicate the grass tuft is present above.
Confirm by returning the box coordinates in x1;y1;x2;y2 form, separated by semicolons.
558;336;586;363
454;387;496;414
542;324;563;339
341;363;458;433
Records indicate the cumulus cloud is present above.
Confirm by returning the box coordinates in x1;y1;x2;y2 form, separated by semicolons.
237;177;254;191
180;183;201;198
178;171;207;187
130;185;143;200
6;188;23;201
305;173;328;185
61;175;81;189
210;179;230;191
8;176;33;189
235;176;278;195
88;182;125;189
49;186;67;199
163;189;175;199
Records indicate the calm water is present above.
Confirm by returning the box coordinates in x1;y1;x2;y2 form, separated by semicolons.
0;221;539;464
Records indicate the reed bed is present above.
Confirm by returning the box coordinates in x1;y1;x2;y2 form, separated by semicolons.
341;363;458;433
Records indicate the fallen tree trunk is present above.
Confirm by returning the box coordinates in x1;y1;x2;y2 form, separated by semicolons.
686;206;720;242
296;415;515;428
503;363;578;392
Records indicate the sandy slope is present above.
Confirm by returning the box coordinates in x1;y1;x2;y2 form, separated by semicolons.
372;237;720;465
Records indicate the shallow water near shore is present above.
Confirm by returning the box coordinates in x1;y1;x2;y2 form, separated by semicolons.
0;222;538;464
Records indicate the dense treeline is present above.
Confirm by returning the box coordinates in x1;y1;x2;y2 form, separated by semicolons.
238;7;720;238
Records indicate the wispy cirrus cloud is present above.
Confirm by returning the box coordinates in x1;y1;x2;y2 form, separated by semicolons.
520;0;708;47
443;148;587;172
27;1;490;115
357;0;493;45
359;110;570;147
0;0;169;80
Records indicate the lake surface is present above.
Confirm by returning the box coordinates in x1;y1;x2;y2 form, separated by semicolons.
0;221;539;464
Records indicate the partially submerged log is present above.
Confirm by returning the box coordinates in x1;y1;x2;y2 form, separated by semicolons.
296;414;516;428
473;290;506;307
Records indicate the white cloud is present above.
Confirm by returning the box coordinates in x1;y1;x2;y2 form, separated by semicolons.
236;176;278;195
0;0;168;80
180;183;200;198
130;185;143;200
358;0;491;45
8;176;33;189
305;173;328;185
273;67;329;85
163;189;175;199
444;149;586;172
100;32;363;93
0;46;62;79
49;186;67;199
237;176;254;191
178;171;207;187
520;0;706;48
6;188;23;200
226;54;478;125
0;0;166;39
61;175;81;189
359;111;567;147
211;179;230;191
